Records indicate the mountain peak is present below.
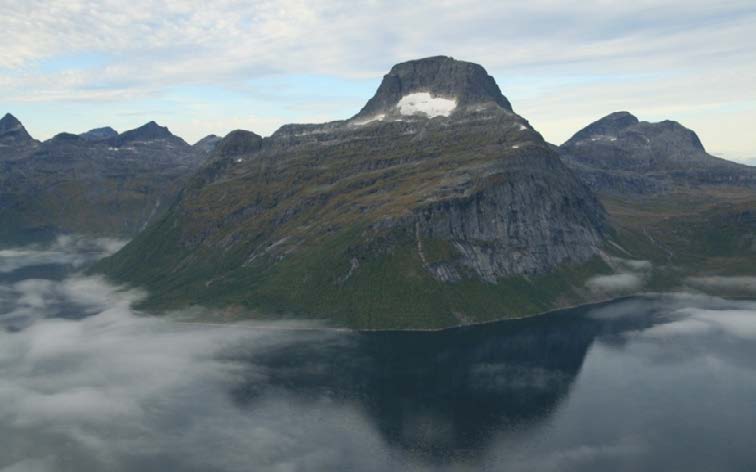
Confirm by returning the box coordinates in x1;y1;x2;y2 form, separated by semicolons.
565;111;639;145
0;113;22;131
215;130;263;158
642;119;706;153
113;121;185;146
80;126;118;141
354;56;512;120
0;113;34;143
193;134;222;154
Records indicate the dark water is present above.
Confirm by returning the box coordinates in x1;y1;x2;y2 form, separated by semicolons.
2;241;756;471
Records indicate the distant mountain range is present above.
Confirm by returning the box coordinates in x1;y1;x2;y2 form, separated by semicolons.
3;56;754;329
0;115;218;243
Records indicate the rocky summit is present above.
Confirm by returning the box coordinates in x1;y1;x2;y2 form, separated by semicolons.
0;119;210;244
560;111;756;193
100;56;610;329
0;113;39;161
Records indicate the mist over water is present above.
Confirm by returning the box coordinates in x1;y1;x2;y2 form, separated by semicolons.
2;238;756;471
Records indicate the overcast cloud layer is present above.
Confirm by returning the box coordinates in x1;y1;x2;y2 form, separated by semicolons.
2;0;755;160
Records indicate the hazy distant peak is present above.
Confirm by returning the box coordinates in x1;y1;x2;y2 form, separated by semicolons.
0;113;22;131
113;121;186;147
80;127;118;141
193;134;223;154
215;130;263;158
51;132;83;142
565;111;639;145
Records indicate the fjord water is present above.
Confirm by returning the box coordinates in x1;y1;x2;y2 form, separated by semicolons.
2;240;756;471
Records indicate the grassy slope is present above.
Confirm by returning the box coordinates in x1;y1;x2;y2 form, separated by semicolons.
97;116;615;329
97;184;755;329
97;216;611;329
602;186;756;294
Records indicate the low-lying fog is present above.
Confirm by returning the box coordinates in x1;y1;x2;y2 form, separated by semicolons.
2;237;756;472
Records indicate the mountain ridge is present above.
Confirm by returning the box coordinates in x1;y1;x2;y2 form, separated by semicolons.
559;111;756;193
0;118;211;244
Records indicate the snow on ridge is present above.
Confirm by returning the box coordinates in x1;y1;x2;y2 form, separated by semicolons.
397;93;457;118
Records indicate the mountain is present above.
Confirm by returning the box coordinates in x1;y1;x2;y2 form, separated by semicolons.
560;112;756;193
98;56;610;329
558;112;756;297
0;113;33;144
194;134;223;154
80;126;118;141
112;121;187;147
0;120;209;243
0;113;38;161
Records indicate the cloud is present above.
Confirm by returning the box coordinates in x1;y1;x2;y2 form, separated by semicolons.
586;273;645;293
0;239;403;471
686;276;756;294
0;235;125;274
638;303;756;342
585;256;651;294
0;458;55;472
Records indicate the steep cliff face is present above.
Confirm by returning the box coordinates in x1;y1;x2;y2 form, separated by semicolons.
560;112;756;193
416;158;604;282
0;119;209;243
100;57;608;328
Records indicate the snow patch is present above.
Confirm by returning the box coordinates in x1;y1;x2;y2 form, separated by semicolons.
397;93;456;118
512;144;520;149
518;124;527;131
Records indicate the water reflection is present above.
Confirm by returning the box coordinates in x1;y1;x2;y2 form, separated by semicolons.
234;301;662;462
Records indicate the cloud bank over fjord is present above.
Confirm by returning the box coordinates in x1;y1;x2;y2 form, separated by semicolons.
585;256;652;295
0;239;396;472
0;235;125;274
686;276;756;294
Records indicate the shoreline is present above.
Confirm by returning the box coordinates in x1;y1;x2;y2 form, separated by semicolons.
170;292;655;333
170;290;756;333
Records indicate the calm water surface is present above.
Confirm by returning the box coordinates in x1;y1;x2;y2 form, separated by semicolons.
2;240;756;471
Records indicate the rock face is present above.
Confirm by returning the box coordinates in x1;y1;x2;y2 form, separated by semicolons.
100;57;608;329
417;173;603;283
560;112;756;193
0;119;209;243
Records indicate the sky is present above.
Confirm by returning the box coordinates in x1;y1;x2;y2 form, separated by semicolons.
1;0;755;163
